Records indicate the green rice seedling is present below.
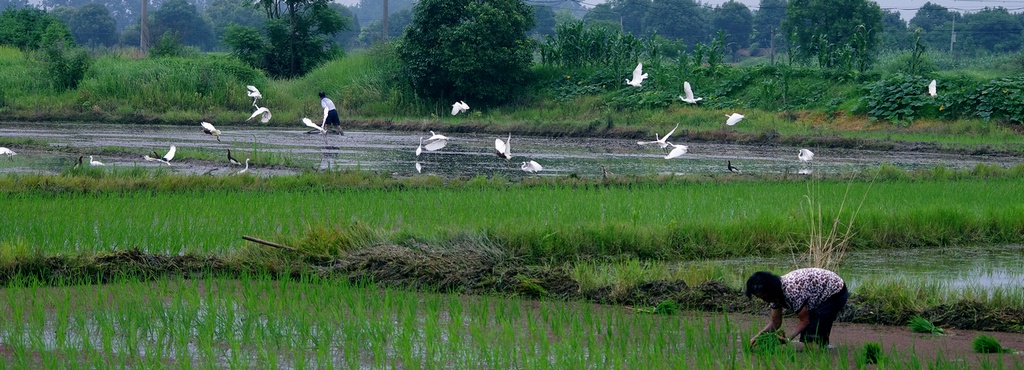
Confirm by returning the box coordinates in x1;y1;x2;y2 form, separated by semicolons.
859;342;884;365
908;316;945;334
972;334;1012;354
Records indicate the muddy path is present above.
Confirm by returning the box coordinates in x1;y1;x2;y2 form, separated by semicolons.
2;122;1022;178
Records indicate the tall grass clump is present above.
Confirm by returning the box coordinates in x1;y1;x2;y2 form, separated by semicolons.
859;342;883;365
803;176;872;270
972;334;1012;354
908;316;944;335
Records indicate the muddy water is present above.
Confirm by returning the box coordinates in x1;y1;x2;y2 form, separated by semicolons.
684;245;1024;291
2;122;1021;177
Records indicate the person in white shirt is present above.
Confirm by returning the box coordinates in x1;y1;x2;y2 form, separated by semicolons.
319;91;342;135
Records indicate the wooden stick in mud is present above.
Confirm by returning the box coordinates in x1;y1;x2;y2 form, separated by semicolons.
242;235;298;252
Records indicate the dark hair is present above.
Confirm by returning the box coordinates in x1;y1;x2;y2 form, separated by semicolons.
745;271;783;301
318;92;326;98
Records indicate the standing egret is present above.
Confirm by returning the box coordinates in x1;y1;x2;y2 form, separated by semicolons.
726;113;745;126
302;117;327;134
664;143;688;159
451;101;470;115
798;149;814;162
928;80;937;97
0;147;15;160
89;156;105;166
247;106;272;123
679;81;703;104
200;121;221;141
228;149;241;165
495;133;512;160
144;145;176;165
637;123;679;149
238;159;250;174
246;85;263;107
727;160;740;173
416;137;423;156
521;160;542;173
625;62;648;87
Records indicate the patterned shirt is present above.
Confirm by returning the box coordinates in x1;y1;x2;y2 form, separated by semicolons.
770;268;845;312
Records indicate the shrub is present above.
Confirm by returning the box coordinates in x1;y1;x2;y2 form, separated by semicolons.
855;73;934;124
958;77;1024;125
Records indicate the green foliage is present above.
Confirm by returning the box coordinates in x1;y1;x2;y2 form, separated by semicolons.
908;316;944;334
784;0;882;70
227;0;348;78
151;0;215;50
398;0;535;105
149;32;198;59
859;342;883;365
958;77;1024;125
0;7;71;50
750;332;785;355
35;24;91;91
856;73;934;124
971;334;1010;353
654;299;679;315
539;20;645;72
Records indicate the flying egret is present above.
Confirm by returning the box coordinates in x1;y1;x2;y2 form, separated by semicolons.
798;149;814;162
625;62;648;87
495;133;512;160
664;143;688;159
727;160;740;173
726;113;745;126
228;149;241;165
144;145;176;165
451;101;470;115
521;160;542;173
200;121;221;141
427;131;449;142
247;106;272;123
416;137;423;156
89;155;105;166
928;79;937;97
0;147;15;160
246;85;262;107
679;81;703;104
238;158;250;174
637;123;679;149
302;117;327;134
424;139;447;152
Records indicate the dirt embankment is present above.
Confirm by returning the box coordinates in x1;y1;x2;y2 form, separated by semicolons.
3;247;1022;333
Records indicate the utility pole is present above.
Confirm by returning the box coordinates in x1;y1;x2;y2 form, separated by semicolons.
769;27;776;65
949;18;956;53
382;0;389;42
140;0;149;53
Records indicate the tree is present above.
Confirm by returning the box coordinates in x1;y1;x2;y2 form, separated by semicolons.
783;0;882;68
224;0;349;77
355;8;410;46
65;3;118;47
751;0;785;48
641;0;707;45
712;1;753;52
0;7;70;50
908;2;959;52
530;5;556;37
204;0;265;49
961;7;1023;53
398;0;535;105
328;3;359;48
152;0;215;50
582;3;618;27
44;0;144;32
610;0;648;36
878;9;909;51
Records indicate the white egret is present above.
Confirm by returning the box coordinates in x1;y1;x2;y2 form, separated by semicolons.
423;139;447;152
89;155;105;166
238;158;250;174
246;85;263;107
726;113;745;126
415;162;422;173
798;168;813;175
495;133;512;160
0;147;15;160
679;81;702;104
200;121;221;141
664;143;688;159
228;149;241;165
521;160;542;173
637;123;679;149
247;106;272;123
427;131;449;141
727;160;740;173
798;148;814;162
928;80;937;97
451;101;470;115
302;117;327;134
416;137;423;156
625;62;648;87
144;145;176;165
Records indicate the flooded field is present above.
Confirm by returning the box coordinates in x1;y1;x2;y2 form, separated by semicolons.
2;122;1021;177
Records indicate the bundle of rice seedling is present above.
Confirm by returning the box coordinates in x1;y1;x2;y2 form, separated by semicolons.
908;316;944;334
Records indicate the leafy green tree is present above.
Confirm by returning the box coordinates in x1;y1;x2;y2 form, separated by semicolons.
908;2;959;52
641;0;707;45
713;0;753;51
783;0;882;68
36;20;91;91
610;0;648;36
530;5;556;37
204;0;264;49
582;3;618;26
0;7;70;50
44;0;140;32
328;3;359;48
961;7;1022;53
64;3;118;47
751;0;785;48
878;9;909;50
152;0;214;50
398;0;535;105
224;0;349;78
355;8;410;46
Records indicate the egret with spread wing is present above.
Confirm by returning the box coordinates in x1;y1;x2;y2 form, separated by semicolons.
679;81;702;104
637;123;679;149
